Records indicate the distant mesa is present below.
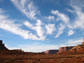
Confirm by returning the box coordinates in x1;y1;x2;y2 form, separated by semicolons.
44;50;58;54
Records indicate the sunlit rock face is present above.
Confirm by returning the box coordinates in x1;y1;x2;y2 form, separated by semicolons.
70;44;84;53
58;46;74;53
58;41;84;54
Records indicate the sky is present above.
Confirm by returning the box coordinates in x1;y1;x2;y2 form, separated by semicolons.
0;0;84;52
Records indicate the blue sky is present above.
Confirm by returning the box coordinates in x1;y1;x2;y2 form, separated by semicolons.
0;0;84;52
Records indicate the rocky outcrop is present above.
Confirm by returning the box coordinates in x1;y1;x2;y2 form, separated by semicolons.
58;41;84;54
69;45;84;53
0;40;8;50
58;46;74;53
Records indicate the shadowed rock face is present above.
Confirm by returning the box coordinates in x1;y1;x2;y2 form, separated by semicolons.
0;40;8;50
44;50;58;54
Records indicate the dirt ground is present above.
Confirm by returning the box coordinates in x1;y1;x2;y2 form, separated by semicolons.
0;53;84;63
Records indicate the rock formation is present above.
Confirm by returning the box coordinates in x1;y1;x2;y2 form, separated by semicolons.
70;44;84;53
44;50;58;54
58;46;74;53
0;40;8;50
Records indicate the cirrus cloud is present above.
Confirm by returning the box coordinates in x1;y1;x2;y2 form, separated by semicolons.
11;0;39;19
0;9;40;40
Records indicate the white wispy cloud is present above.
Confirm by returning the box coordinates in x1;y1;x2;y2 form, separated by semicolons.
35;19;46;40
68;30;75;36
24;19;46;40
66;38;83;46
55;23;65;38
51;10;71;38
11;0;38;19
66;8;74;13
45;16;55;21
65;7;84;37
51;1;84;37
24;21;34;29
45;24;56;34
71;0;84;8
0;9;6;13
67;0;84;31
73;9;84;29
0;9;39;40
24;20;57;40
51;10;70;24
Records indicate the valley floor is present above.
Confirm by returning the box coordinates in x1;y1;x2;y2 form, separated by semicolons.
0;53;84;63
